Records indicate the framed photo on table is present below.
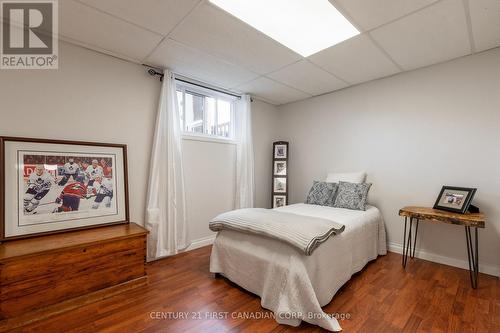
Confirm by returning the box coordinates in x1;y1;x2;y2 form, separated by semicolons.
433;186;476;214
0;136;129;240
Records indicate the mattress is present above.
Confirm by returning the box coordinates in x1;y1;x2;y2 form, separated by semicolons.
210;203;387;331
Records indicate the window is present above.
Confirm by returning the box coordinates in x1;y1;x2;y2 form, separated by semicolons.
176;82;236;140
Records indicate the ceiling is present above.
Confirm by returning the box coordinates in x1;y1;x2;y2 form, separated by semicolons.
23;0;500;104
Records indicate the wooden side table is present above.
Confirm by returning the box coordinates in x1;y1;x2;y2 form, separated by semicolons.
398;206;486;289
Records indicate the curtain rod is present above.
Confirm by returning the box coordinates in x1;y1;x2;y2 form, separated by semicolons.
175;78;241;99
143;64;242;99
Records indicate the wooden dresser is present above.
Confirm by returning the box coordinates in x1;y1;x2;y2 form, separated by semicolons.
0;223;148;331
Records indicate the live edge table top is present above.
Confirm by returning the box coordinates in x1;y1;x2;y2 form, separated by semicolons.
399;206;485;228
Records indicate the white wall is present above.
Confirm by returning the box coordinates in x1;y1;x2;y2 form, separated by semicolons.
182;138;236;243
278;47;500;276
252;99;280;208
0;42;279;247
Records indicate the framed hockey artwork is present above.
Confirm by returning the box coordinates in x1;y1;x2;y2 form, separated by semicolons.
0;137;129;241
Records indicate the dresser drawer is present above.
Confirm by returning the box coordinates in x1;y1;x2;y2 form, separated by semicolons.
0;235;146;318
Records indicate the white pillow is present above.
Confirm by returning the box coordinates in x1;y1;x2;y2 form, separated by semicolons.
326;171;366;184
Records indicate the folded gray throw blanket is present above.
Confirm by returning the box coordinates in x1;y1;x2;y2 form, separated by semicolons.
209;208;345;255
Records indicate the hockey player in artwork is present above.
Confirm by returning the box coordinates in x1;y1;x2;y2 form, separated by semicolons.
58;158;81;186
53;181;96;213
85;159;104;194
92;176;113;209
99;158;112;177
24;165;54;214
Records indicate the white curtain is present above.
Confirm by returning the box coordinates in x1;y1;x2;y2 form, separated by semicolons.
145;69;190;260
235;94;255;208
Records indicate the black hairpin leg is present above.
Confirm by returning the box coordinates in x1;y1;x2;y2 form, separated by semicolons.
402;217;420;268
402;217;407;267
412;219;419;258
403;217;413;268
465;226;479;289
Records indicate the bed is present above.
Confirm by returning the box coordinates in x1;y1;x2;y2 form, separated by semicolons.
210;203;387;331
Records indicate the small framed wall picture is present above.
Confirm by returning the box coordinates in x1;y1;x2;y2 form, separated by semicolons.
273;195;286;208
273;160;287;176
433;186;477;214
273;177;287;193
274;143;287;159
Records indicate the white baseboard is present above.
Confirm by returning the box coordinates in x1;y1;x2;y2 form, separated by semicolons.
185;235;216;252
388;242;500;277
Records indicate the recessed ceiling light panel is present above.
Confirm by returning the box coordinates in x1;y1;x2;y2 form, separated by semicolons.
209;0;360;57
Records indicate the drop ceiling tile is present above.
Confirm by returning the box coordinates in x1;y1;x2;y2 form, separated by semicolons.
59;0;162;61
468;0;500;52
332;0;439;31
169;1;301;74
308;34;400;85
78;0;200;36
147;39;259;89
268;60;348;95
236;77;311;105
370;0;471;71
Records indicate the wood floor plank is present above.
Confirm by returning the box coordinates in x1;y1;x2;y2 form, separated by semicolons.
14;246;499;333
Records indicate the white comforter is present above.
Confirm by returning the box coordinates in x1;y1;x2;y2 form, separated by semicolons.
210;203;387;331
209;208;345;255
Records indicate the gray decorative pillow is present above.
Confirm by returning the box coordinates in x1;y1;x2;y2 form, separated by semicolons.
333;181;372;211
306;181;338;206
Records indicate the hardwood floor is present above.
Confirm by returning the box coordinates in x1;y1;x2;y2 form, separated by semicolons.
18;246;499;333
